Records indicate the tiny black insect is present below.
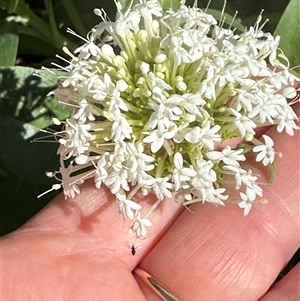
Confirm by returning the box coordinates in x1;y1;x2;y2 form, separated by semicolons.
131;244;136;256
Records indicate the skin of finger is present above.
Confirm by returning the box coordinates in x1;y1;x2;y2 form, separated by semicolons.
138;111;300;301
259;263;300;301
2;243;146;301
1;181;183;300
15;183;183;266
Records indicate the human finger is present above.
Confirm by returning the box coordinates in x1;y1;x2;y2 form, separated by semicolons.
137;103;300;301
259;263;300;301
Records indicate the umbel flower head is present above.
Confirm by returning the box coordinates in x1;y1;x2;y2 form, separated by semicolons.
50;0;299;237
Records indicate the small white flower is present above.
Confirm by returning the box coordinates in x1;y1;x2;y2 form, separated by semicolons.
172;152;196;191
135;0;163;17
228;108;256;138
94;152;109;188
238;192;253;216
206;146;246;167
73;31;101;59
62;118;91;157
131;212;153;238
73;99;98;123
114;10;141;36
117;192;141;220
275;101;300;135
184;123;221;150
90;73;113;101
190;159;217;202
152;177;173;200
181;93;206;115
59;162;85;199
104;156;129;194
253;135;275;166
143;119;178;153
111;116;132;142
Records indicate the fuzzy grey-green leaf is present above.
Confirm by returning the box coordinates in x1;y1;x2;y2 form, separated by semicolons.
0;21;19;66
274;0;300;72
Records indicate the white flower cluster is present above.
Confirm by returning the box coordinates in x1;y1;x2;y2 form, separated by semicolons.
52;0;299;237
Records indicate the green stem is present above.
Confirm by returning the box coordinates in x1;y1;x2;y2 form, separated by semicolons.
44;0;62;46
156;153;167;177
143;198;162;219
15;0;52;41
14;0;76;50
163;140;174;157
61;0;86;36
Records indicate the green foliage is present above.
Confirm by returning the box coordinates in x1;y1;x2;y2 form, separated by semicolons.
0;67;70;235
274;0;300;72
5;0;19;14
118;0;181;13
0;20;19;66
0;66;71;184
